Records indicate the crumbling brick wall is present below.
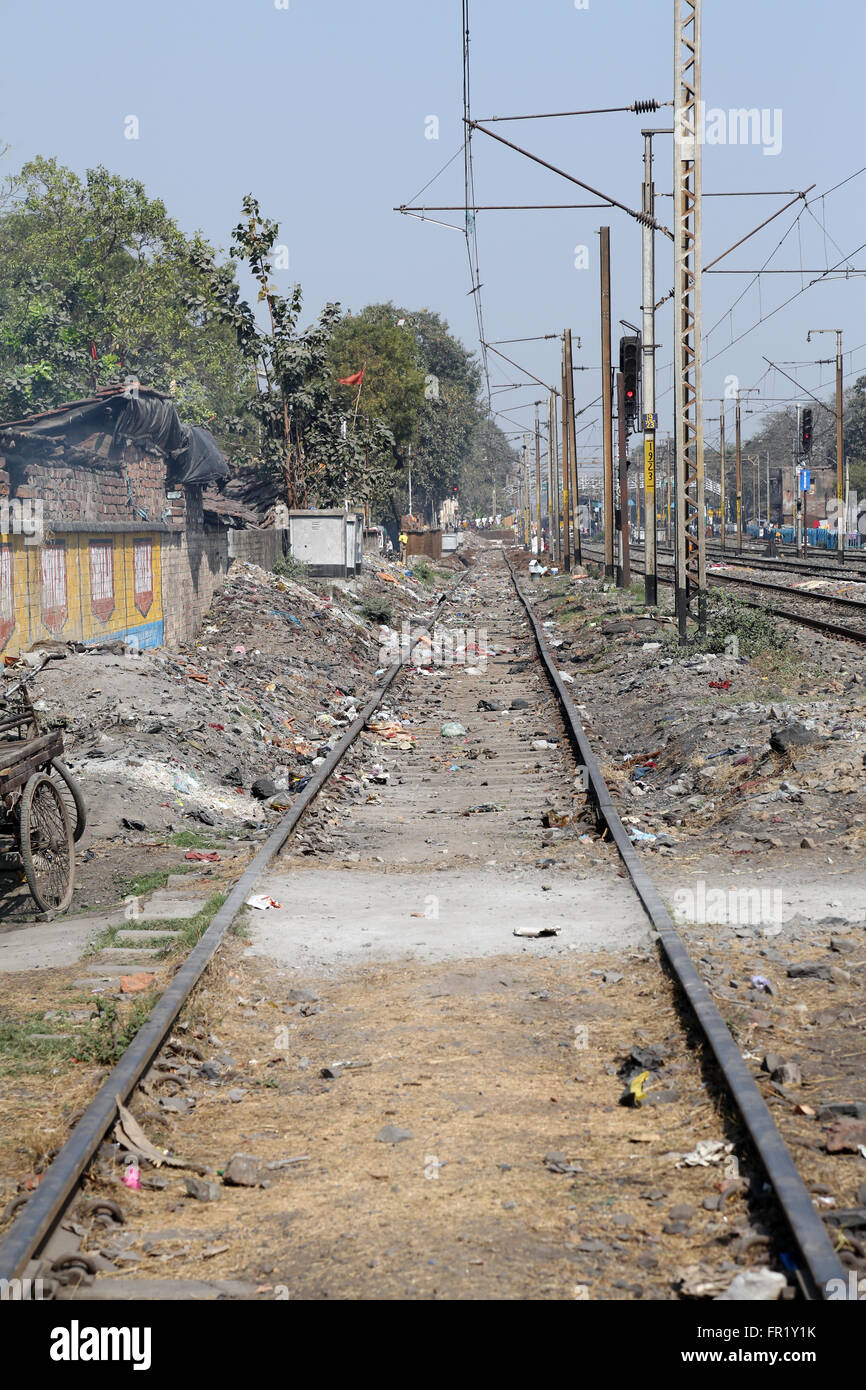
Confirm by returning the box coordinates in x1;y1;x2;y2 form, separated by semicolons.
5;442;182;531
160;526;288;647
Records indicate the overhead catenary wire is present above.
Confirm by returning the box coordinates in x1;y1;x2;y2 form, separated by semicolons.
473;99;670;122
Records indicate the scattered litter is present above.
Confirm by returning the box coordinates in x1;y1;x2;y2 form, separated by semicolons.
246;894;282;911
715;1269;788;1301
121;1161;141;1191
677;1264;736;1299
620;1070;650;1108
119;972;153;994
368;719;415;749
185;849;219;862
676;1139;734;1168
114;1098;193;1169
750;974;774;994
440;721;467;738
513;925;560;938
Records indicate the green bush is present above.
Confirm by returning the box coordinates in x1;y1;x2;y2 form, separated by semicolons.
77;994;158;1065
359;595;393;626
273;554;311;581
692;590;788;657
409;559;434;584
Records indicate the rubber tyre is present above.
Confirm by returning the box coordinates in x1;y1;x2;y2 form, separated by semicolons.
20;772;74;914
49;758;87;843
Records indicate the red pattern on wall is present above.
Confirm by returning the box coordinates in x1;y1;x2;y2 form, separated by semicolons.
0;545;13;651
133;538;153;617
88;539;115;623
41;542;68;635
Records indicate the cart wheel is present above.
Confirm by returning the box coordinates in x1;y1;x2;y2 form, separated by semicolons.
49;758;87;843
19;773;74;914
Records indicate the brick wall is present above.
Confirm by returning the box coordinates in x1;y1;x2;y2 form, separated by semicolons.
0;523;288;657
0;434;289;652
160;526;288;647
6;442;185;531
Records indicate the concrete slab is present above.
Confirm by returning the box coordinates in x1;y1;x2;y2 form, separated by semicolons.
96;947;162;961
80;961;162;977
245;866;651;973
114;929;183;944
139;889;210;921
0;912;114;973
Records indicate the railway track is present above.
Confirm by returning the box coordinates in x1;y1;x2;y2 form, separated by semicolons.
587;539;866;584
705;547;866;583
0;543;846;1300
582;543;866;644
709;542;866;576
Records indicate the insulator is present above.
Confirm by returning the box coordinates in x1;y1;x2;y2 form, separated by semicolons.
632;99;660;114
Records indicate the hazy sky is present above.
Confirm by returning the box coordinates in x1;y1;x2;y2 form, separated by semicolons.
3;0;865;458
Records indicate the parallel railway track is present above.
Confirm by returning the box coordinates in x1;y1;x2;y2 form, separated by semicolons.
581;543;866;644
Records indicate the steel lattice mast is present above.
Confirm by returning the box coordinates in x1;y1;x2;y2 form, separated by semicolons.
673;0;706;638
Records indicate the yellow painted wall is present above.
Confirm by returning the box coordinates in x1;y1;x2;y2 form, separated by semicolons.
0;531;165;656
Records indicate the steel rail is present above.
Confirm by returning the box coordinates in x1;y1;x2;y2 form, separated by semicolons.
0;578;466;1283
705;570;866;614
503;547;845;1301
581;544;866;644
588;538;866;581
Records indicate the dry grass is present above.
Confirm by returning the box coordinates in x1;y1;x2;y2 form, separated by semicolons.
67;934;789;1301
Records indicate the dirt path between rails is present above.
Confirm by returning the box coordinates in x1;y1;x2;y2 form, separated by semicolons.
57;547;804;1302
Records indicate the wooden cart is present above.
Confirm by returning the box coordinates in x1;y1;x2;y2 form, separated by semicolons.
0;663;86;915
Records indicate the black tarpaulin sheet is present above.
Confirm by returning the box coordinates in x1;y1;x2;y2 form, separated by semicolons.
174;425;230;485
113;396;187;456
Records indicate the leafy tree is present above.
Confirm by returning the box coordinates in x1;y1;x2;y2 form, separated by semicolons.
459;416;517;515
842;376;866;498
0;156;249;434
335;302;510;521
190;195;396;508
327;306;425;449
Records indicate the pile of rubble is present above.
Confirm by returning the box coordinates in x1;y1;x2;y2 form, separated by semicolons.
23;551;460;849
529;571;866;864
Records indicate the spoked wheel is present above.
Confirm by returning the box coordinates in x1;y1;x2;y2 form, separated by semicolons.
19;772;74;914
49;758;87;843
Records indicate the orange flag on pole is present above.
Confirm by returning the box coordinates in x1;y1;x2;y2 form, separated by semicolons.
338;369;365;386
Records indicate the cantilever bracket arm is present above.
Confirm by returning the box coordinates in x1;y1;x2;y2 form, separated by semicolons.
465;118;674;240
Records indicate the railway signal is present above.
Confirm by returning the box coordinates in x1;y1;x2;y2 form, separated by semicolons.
619;334;641;430
800;407;813;455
